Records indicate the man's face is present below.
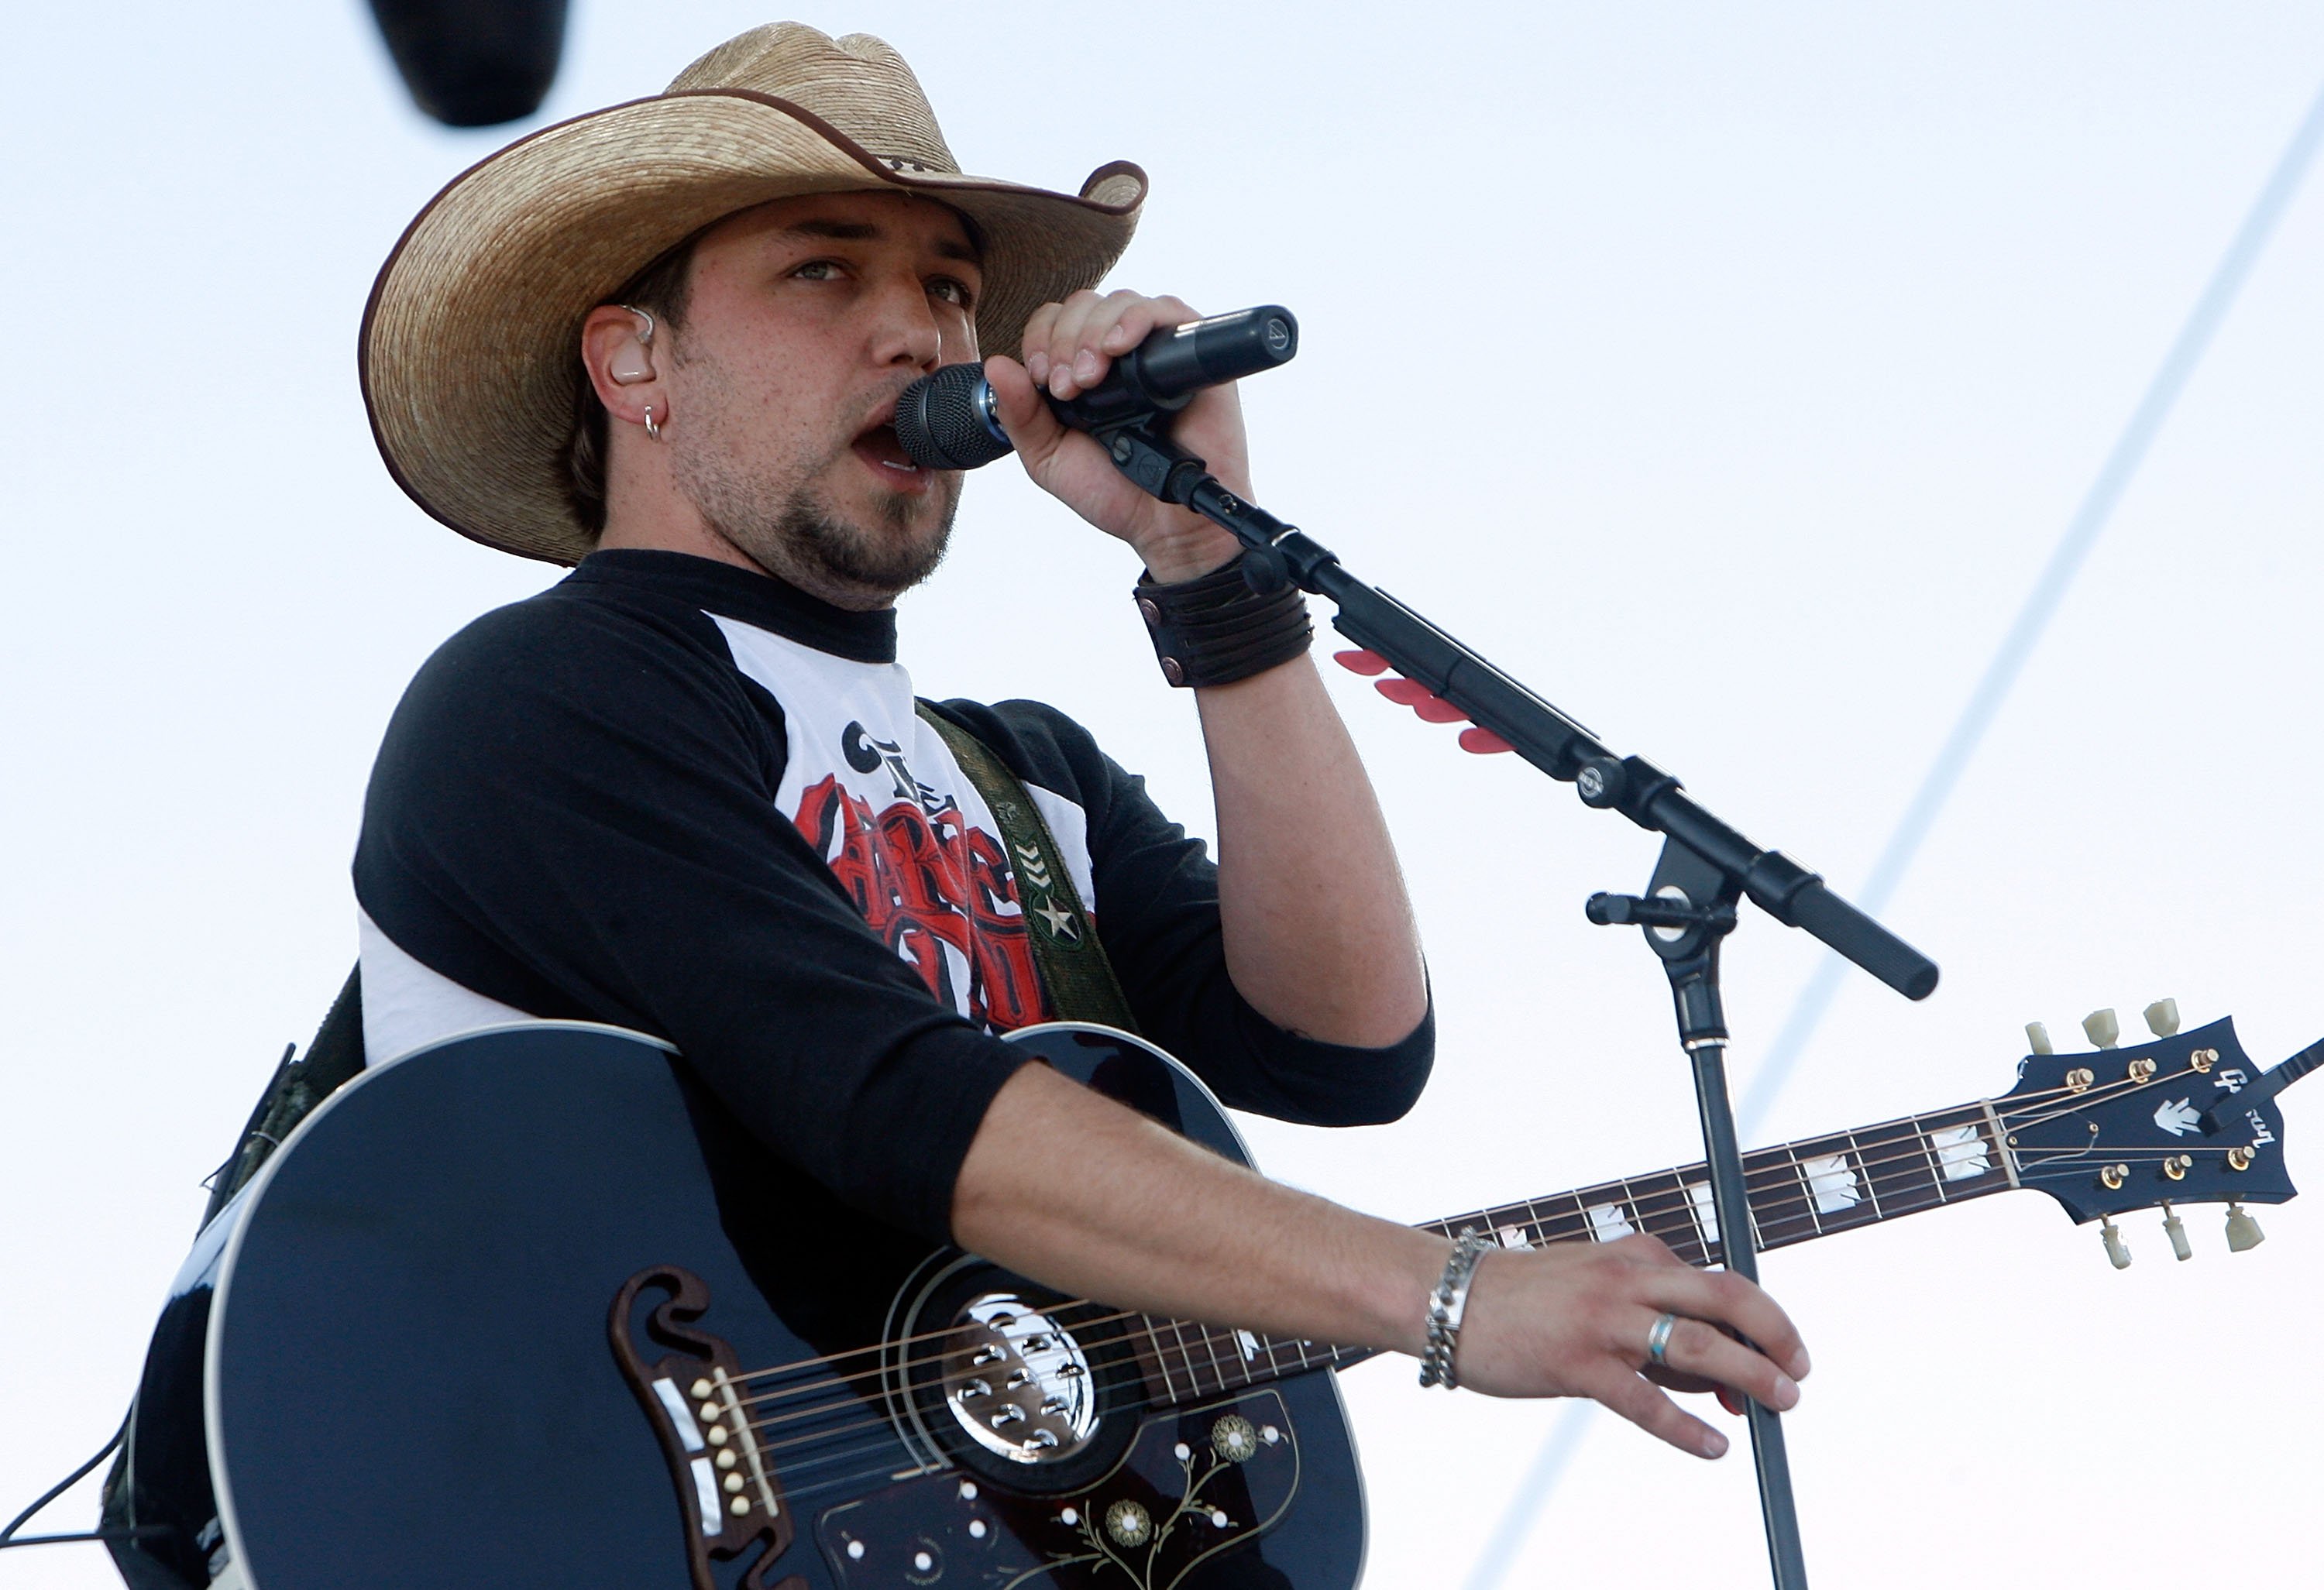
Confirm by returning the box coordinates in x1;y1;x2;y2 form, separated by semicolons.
661;190;982;606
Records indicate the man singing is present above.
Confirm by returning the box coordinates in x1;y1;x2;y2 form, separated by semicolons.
355;18;1807;1492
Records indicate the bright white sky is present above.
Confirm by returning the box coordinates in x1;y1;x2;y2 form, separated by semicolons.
5;4;2321;1585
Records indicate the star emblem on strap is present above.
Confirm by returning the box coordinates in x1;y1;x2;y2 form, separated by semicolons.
1033;897;1080;942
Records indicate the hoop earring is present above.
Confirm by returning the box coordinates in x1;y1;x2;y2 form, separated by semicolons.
643;404;663;442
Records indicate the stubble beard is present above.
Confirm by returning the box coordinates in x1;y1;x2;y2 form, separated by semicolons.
671;419;961;610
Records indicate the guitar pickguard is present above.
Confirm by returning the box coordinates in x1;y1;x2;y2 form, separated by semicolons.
813;1390;1301;1590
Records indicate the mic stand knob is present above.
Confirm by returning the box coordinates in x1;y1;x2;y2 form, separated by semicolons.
1576;756;1627;808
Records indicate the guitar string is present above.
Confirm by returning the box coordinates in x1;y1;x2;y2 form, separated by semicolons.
727;1319;1200;1475
708;1055;2228;1412
744;1120;2240;1448
713;1066;2246;1440
756;1302;1456;1511
718;1104;2020;1400
758;1417;1293;1516
751;1193;2211;1501
720;1134;2014;1484
621;1062;2256;1509
722;1091;2247;1423
719;1124;2261;1485
722;1119;2044;1450
721;1131;1941;1421
748;1344;1330;1493
1993;1060;2223;1134
727;1127;2232;1446
705;1060;2152;1404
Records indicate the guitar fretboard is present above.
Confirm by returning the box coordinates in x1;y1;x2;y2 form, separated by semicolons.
1129;1095;2016;1405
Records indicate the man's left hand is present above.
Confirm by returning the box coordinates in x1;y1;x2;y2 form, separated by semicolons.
983;290;1250;584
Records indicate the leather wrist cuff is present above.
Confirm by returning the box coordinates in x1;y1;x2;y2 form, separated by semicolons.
1133;555;1312;689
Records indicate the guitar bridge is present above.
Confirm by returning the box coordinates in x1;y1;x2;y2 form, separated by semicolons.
611;1265;804;1590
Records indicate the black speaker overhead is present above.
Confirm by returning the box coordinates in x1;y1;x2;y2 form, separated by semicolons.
367;0;569;128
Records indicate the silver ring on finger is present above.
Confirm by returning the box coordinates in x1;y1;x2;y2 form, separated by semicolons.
1645;1310;1678;1368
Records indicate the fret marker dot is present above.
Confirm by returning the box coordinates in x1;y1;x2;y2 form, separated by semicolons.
847;1539;865;1560
1061;1507;1079;1526
1262;1426;1280;1444
969;1519;988;1540
1174;1442;1191;1461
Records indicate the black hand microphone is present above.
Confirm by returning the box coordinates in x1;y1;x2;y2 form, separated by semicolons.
894;304;1298;471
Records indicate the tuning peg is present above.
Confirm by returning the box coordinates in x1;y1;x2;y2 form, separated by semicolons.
2225;1203;2266;1253
2082;1008;2120;1049
2161;1203;2192;1262
2026;1022;2054;1056
2144;998;2181;1038
2100;1215;2133;1269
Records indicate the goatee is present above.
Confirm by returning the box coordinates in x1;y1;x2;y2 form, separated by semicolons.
775;486;954;596
675;426;961;606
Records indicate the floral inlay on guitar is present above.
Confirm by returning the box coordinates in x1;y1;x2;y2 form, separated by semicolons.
1019;1407;1294;1590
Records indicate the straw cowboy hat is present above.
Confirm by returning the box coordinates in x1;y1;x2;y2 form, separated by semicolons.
361;22;1147;565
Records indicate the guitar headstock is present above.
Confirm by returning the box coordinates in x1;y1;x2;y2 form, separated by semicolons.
2000;1006;2297;1262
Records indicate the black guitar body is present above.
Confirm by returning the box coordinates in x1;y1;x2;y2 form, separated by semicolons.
114;1023;1365;1590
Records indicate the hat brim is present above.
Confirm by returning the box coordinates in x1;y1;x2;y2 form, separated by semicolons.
362;89;1145;564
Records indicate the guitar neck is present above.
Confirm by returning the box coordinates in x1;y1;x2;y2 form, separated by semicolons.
1129;1094;2017;1402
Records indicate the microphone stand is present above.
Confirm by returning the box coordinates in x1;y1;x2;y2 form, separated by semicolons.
1094;418;1940;1590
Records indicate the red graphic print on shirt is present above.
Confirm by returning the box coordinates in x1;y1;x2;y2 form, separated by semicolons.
792;773;1048;1032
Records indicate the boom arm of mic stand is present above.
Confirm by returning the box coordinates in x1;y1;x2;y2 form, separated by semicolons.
1109;426;1938;1001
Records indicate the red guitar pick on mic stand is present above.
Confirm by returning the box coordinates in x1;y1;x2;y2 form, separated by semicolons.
1333;650;1514;754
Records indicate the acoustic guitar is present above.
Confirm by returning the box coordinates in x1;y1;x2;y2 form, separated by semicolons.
112;1011;2312;1589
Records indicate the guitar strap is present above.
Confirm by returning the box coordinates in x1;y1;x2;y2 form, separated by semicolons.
106;966;370;1564
915;702;1141;1035
199;965;366;1229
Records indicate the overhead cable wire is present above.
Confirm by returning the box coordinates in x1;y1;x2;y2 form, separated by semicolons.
1459;69;2324;1590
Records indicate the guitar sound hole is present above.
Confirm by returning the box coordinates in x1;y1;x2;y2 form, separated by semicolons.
902;1269;1142;1497
941;1293;1101;1464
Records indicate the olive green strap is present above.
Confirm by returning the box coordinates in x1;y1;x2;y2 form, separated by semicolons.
201;964;367;1231
916;702;1140;1033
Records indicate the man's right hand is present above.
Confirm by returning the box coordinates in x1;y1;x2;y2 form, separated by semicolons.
1452;1234;1810;1459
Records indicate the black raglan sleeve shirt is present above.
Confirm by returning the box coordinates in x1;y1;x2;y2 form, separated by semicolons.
356;554;1432;1245
928;698;1435;1128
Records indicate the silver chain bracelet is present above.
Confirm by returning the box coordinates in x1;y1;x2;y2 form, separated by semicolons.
1418;1227;1492;1389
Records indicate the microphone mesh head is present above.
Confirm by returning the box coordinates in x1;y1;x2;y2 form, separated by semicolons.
894;362;1013;470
